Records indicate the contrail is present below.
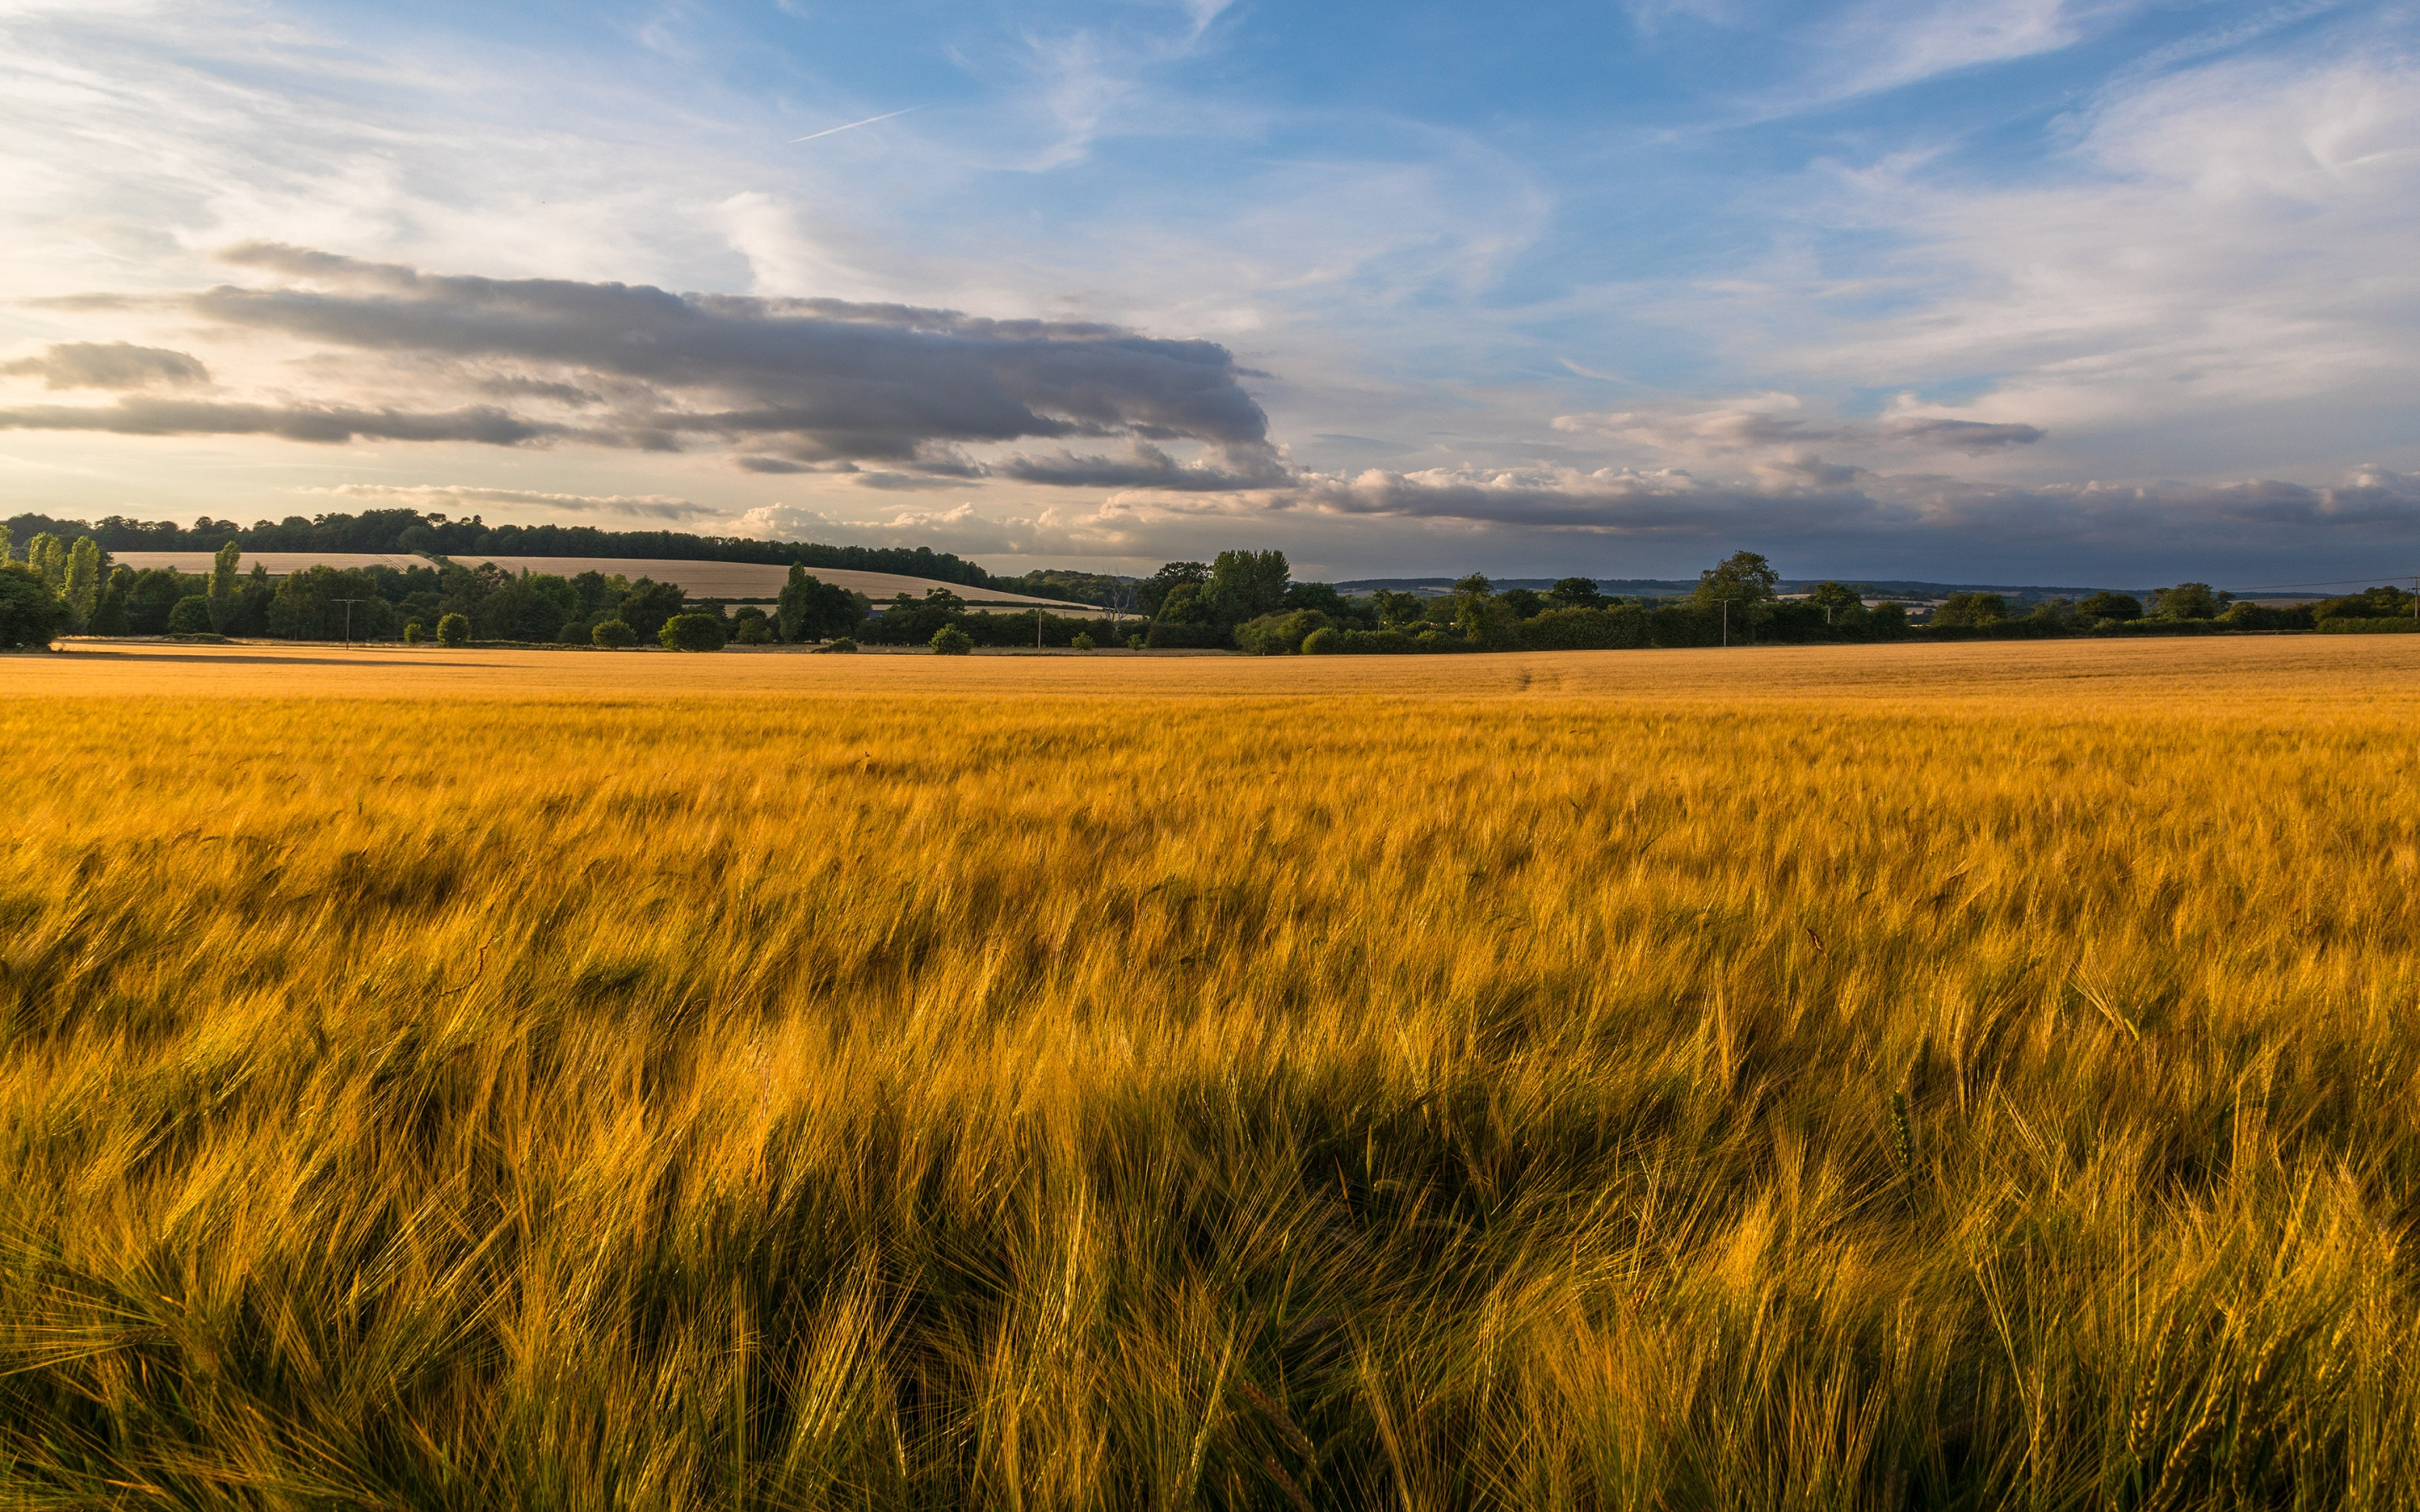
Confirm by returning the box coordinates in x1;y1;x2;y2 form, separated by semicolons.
790;107;923;143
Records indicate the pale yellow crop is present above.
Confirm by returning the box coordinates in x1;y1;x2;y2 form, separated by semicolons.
3;637;2416;1506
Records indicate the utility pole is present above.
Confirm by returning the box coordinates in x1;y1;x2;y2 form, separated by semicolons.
1718;596;1733;648
333;597;366;649
1036;605;1045;650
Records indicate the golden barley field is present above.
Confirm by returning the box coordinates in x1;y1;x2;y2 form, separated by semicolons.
5;638;2419;1509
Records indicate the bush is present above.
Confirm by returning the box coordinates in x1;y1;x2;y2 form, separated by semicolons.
1234;610;1330;655
1125;634;1144;651
660;614;729;652
167;596;214;635
1516;606;1651;651
436;613;471;648
816;637;858;654
734;619;775;646
0;564;69;649
2318;617;2420;634
592;619;639;649
1071;632;1094;652
1144;622;1229;650
930;625;973;655
402;622;426;644
1301;627;1339;655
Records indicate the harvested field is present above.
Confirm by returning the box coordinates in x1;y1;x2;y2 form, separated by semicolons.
5;637;2419;1506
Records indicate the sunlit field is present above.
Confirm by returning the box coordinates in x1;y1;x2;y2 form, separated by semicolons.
6;638;2419;1509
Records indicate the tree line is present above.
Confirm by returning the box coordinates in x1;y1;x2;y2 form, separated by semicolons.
8;522;2410;655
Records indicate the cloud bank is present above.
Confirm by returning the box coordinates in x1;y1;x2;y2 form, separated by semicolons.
1;245;1278;477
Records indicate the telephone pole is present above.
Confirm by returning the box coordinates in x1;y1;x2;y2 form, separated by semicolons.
1718;597;1733;648
333;597;366;649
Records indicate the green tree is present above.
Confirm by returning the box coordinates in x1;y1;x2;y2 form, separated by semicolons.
1070;631;1095;652
402;622;426;644
2153;583;2228;620
613;578;688;640
1449;574;1518;648
1281;581;1348;617
0;564;69;648
25;534;63;591
1205;549;1290;625
776;565;866;642
85;580;132;636
206;541;241;629
2078;591;2142;622
436;612;471;647
1138;560;1210;617
591;619;638;649
659;613;728;652
1547;576;1604;609
62;537;103;627
1497;587;1545;620
477;573;577;642
929;624;973;655
1234;610;1330;654
167;596;213;634
1932;592;2007;627
0;523;12;565
1371;590;1427;627
1690;551;1781;629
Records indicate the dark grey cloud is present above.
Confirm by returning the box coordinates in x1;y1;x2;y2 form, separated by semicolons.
1267;462;2420;569
0;396;561;444
94;244;1272;467
1881;417;2049;452
997;440;1290;491
1;341;209;390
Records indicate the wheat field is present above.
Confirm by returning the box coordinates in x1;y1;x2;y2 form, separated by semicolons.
5;638;2418;1509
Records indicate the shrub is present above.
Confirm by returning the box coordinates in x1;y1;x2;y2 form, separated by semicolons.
2318;617;2420;634
0;564;69;649
816;637;859;654
1516;606;1651;651
436;613;471;648
659;614;729;652
592;619;639;650
1071;632;1095;652
1125;634;1144;651
1234;610;1330;655
1144;622;1228;650
167;596;214;635
402;622;426;644
1301;627;1339;655
734;620;775;646
930;625;973;655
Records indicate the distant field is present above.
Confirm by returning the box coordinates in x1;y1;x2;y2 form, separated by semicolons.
6;637;2417;1505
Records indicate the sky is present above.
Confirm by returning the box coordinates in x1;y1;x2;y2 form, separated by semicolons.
2;0;2414;586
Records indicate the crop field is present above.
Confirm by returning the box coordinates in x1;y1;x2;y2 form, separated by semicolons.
5;638;2419;1509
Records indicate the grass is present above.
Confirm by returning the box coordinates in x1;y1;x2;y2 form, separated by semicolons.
3;638;2418;1509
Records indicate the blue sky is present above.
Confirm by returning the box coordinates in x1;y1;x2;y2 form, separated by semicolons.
1;0;2413;585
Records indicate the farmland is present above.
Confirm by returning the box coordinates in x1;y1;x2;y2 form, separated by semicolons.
5;638;2419;1507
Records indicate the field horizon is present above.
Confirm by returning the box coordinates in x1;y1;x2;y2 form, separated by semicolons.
7;638;2418;1507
